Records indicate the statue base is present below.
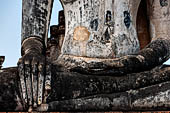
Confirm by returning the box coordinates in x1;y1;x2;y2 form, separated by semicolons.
1;64;170;111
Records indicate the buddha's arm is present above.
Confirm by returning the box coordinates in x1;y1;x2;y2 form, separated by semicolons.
58;39;170;75
18;0;53;111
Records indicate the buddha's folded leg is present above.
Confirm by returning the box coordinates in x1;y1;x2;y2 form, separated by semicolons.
1;64;170;111
46;80;170;111
46;64;170;102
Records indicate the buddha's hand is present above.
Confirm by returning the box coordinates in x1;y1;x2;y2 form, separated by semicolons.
17;38;51;111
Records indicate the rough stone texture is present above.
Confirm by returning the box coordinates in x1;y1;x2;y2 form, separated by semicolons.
48;64;170;102
19;0;56;109
46;10;65;62
48;81;170;111
0;67;19;111
21;0;53;43
2;65;170;111
56;38;170;76
12;0;170;111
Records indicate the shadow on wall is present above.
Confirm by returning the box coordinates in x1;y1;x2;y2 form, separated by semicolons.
136;0;151;50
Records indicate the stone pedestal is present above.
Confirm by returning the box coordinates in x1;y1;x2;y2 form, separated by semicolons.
1;65;170;111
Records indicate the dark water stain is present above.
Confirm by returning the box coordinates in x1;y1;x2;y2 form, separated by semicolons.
160;0;168;7
105;10;112;24
79;7;82;19
104;28;110;41
62;0;77;5
90;19;98;31
124;11;131;29
100;28;110;44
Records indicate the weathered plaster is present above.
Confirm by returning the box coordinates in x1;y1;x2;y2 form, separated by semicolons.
61;0;140;58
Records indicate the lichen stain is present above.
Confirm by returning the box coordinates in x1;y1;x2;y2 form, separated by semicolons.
160;0;168;7
104;28;110;41
73;26;90;42
90;19;98;31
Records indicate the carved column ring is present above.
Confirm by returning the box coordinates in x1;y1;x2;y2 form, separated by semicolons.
21;37;44;55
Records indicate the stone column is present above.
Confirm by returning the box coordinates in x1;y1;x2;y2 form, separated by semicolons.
47;10;65;62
